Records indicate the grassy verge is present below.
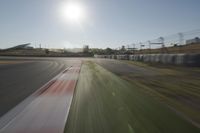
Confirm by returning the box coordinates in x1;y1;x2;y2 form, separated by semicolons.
65;61;200;133
120;60;200;126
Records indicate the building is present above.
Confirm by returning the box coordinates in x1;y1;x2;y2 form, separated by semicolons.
5;43;33;50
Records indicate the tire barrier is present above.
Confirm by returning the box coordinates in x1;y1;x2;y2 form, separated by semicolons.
143;54;150;62
94;53;200;67
129;55;134;61
174;54;186;65
182;54;200;66
155;54;162;63
112;55;117;59
166;54;176;64
160;54;168;64
116;55;129;60
139;54;144;61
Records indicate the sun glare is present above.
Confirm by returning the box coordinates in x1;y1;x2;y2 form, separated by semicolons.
60;2;85;23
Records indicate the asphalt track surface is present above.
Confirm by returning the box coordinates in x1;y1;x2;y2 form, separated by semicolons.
0;57;79;117
0;60;82;133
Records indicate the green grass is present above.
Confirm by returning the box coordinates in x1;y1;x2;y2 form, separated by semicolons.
65;61;200;133
120;60;200;126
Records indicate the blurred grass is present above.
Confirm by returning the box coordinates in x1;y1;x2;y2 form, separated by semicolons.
65;61;200;133
121;60;200;126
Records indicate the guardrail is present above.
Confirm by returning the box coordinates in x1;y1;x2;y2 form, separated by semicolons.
94;54;200;67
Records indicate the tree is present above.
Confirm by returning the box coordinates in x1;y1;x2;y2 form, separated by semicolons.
105;47;113;54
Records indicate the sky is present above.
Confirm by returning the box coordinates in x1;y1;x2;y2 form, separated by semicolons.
0;0;200;49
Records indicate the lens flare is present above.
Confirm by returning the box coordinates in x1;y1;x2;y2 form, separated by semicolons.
60;2;85;22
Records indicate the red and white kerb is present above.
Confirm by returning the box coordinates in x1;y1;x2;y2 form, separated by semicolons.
0;62;82;133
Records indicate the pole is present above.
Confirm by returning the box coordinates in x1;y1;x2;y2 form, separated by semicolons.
148;41;151;54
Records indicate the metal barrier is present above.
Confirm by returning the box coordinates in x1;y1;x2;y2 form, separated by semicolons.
94;53;200;67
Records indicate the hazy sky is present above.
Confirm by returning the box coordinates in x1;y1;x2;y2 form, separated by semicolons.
0;0;200;49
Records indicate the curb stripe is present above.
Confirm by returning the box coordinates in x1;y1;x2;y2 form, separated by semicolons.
0;62;82;133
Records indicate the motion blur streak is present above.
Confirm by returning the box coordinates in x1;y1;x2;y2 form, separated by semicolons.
0;57;72;117
65;61;200;133
0;61;81;133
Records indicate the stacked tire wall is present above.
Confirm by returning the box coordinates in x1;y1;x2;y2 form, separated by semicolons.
94;54;200;67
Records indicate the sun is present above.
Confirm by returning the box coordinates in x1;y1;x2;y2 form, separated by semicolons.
60;2;85;23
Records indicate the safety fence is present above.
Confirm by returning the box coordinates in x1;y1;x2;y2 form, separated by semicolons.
117;29;200;51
